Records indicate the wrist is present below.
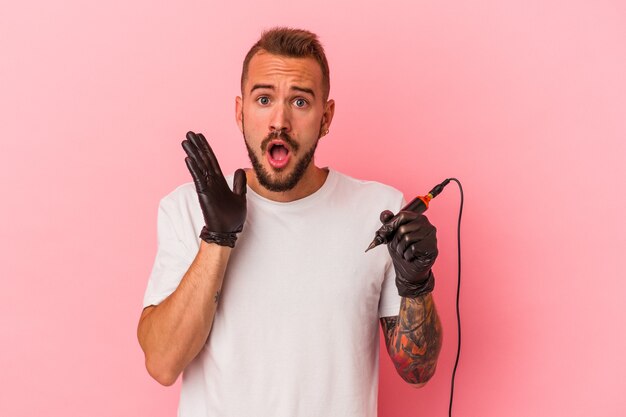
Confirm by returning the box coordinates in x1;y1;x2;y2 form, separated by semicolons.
198;239;233;262
395;270;435;298
199;226;239;248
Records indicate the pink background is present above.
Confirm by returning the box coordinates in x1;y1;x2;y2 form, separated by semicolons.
1;0;625;416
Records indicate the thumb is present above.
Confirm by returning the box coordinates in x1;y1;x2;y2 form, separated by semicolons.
233;168;247;196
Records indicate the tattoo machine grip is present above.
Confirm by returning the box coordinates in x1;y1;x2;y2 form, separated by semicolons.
365;178;451;252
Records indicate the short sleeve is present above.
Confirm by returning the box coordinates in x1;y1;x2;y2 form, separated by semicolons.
377;194;407;318
142;198;195;308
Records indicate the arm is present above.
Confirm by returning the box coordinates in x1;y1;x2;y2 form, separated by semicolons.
138;131;247;386
380;293;442;387
377;206;442;387
137;241;231;386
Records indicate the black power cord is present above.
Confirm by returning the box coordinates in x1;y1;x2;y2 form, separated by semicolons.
446;178;463;417
411;177;464;416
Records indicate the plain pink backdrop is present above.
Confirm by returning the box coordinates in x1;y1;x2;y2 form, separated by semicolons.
1;1;625;416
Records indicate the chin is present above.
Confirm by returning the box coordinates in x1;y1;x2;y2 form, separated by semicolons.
246;137;318;193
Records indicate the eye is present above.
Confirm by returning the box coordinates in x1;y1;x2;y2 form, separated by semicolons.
257;96;270;105
293;98;308;108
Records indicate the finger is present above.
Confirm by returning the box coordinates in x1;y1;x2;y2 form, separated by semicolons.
396;229;420;258
196;132;224;178
394;217;434;245
402;229;438;262
186;131;211;172
395;215;428;238
406;240;439;265
233;168;247;196
184;157;207;193
381;211;420;242
391;211;419;229
181;139;209;174
395;223;436;257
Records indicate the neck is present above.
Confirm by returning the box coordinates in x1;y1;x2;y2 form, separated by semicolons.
245;164;329;202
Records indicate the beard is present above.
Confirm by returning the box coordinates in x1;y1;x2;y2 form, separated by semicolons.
242;115;323;193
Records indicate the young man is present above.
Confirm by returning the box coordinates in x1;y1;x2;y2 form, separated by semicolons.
138;27;442;417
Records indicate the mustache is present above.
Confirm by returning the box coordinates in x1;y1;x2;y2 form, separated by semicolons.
261;130;300;153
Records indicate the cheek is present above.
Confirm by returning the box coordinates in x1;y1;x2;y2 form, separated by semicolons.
300;111;324;132
243;107;268;132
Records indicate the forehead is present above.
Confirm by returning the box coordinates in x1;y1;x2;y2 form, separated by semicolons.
245;51;323;94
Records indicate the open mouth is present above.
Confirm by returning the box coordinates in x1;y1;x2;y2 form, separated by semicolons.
266;140;291;169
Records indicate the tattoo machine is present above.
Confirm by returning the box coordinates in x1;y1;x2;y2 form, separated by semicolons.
365;178;452;252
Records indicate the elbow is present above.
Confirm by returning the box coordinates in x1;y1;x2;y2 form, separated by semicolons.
145;356;180;386
407;373;433;388
137;312;180;386
400;364;438;388
152;370;179;387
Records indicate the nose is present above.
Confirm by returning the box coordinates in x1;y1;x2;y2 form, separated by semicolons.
269;101;291;133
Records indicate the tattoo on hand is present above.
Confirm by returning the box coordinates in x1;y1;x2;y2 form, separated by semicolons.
214;290;221;304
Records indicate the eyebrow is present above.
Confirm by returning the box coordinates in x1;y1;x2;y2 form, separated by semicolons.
250;84;274;94
292;86;315;98
250;84;316;98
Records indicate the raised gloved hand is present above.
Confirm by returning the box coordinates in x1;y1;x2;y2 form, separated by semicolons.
379;210;438;298
181;131;247;248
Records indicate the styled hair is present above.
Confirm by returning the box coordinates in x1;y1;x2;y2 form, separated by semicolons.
241;27;330;101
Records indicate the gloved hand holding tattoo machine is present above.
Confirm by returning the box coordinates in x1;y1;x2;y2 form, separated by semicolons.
366;180;450;298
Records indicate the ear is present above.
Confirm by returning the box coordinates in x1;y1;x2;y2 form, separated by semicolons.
235;96;243;133
321;99;335;133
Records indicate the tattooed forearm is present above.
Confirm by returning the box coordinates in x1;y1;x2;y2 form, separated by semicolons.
381;293;442;384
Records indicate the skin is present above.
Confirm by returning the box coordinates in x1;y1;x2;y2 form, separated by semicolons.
138;49;441;388
380;294;443;387
137;242;232;386
235;51;335;202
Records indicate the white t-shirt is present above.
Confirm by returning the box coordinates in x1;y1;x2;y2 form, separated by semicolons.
143;168;406;417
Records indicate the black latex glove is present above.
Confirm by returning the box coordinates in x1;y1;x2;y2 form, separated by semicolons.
379;210;438;298
181;131;247;247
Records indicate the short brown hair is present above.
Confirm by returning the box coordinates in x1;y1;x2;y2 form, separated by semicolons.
241;27;330;101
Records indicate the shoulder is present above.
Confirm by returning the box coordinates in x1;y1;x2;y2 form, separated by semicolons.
332;169;402;195
158;182;198;214
330;169;405;209
154;181;206;240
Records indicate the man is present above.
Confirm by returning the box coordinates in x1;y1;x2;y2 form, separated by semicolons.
138;27;442;416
